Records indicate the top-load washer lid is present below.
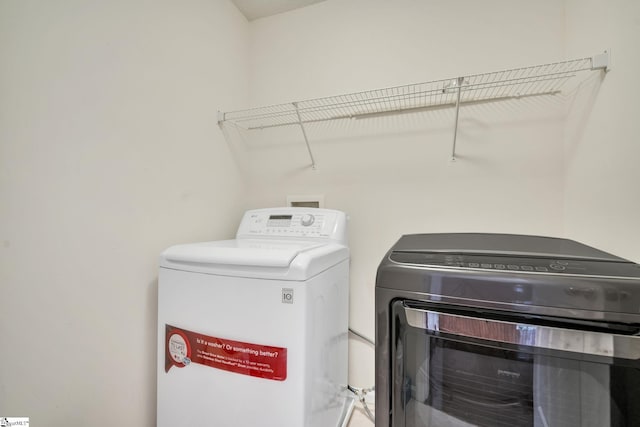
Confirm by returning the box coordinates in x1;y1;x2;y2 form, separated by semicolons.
160;238;349;280
159;207;349;280
162;239;323;268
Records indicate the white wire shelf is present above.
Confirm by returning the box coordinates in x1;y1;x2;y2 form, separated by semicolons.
218;52;609;166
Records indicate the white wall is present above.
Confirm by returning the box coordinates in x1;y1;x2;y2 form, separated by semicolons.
239;0;569;387
564;0;640;263
0;1;248;425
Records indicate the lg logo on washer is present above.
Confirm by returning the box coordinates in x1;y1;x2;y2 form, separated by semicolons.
282;288;294;304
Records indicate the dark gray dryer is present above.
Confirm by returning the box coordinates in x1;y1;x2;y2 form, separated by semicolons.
375;233;640;427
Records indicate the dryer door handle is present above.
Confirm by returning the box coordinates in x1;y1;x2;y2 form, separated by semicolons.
404;305;640;360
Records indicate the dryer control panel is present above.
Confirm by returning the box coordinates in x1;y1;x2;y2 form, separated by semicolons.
236;208;348;245
389;251;640;278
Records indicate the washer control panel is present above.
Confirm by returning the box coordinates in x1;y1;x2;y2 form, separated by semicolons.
236;208;347;244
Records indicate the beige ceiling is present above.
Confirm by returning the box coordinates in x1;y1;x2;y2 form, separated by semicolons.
230;0;327;21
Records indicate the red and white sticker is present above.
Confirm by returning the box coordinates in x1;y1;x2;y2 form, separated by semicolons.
165;325;287;381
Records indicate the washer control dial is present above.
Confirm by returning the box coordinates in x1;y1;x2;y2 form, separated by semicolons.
300;214;315;227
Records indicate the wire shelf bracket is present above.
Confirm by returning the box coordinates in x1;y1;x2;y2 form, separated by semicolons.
292;102;317;169
218;51;610;165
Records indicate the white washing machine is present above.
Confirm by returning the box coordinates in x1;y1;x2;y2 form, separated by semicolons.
157;208;353;427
